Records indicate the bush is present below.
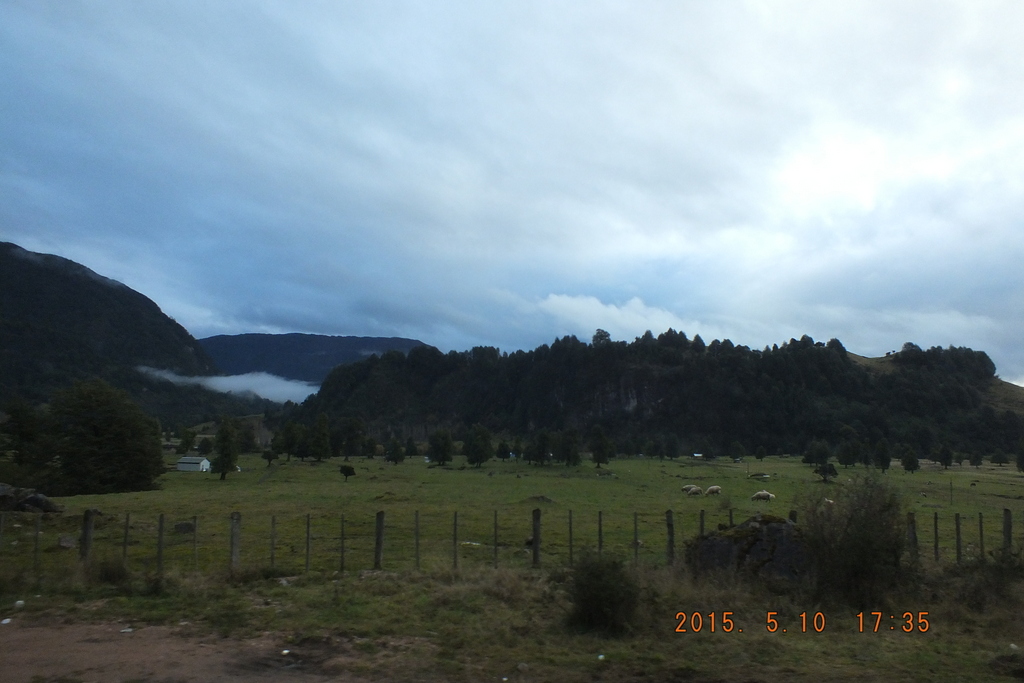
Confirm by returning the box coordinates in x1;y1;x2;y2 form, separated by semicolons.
800;475;905;608
566;554;639;635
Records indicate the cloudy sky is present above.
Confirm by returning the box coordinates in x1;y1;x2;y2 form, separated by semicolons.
4;1;1024;384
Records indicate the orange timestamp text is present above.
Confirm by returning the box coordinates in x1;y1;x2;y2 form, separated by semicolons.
674;610;930;634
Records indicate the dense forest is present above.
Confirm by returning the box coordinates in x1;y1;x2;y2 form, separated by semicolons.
296;330;1023;460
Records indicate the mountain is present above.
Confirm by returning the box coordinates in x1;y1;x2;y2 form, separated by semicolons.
198;333;426;383
0;241;272;424
299;332;1024;459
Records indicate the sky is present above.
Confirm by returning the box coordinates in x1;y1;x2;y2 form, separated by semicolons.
4;1;1024;387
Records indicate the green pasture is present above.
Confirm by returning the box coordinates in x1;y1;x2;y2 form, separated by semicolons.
5;453;1024;682
3;453;1023;579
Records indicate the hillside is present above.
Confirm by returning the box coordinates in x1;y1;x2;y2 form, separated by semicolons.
299;332;1024;459
0;241;272;424
198;333;426;383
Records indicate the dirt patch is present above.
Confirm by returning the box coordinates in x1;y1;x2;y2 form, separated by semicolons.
0;620;403;682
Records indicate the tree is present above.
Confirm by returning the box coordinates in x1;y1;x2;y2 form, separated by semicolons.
198;437;214;455
261;449;279;467
874;439;891;473
592;329;612;346
525;430;552;466
385;437;405;464
176;428;196;455
1016;441;1024;473
664;434;681;460
48;380;164;495
310;413;332;462
557;429;582;467
900;445;919;474
405;436;419;458
969;451;984;468
936;443;953;470
428;429;454;465
755;445;767;462
589;427;613;469
495;439;511;461
728;441;747;460
212;417;241;480
362;436;379;459
991;449;1009;467
464;424;493;468
339;464;356;481
836;440;860;469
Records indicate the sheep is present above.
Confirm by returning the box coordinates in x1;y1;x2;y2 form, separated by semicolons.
682;484;699;493
705;485;722;495
687;486;704;496
823;498;835;505
750;490;775;502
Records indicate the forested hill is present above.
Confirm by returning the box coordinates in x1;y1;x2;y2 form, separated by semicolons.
199;333;426;383
0;241;272;425
300;331;1024;458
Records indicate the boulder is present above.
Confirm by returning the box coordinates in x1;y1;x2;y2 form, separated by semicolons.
686;513;809;583
0;484;64;514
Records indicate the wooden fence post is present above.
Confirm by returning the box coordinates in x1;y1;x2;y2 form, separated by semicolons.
598;511;603;557
340;515;345;572
192;515;199;572
374;511;385;570
1004;509;1012;559
532;508;541;569
229;512;241;575
699;509;705;537
414;511;419;571
979;513;985;561
452;511;458;570
665;509;675;566
906;512;917;562
955;513;962;564
122;511;131;561
493;510;498;569
156;513;165;577
934;512;939;563
80;509;95;564
270;516;276;569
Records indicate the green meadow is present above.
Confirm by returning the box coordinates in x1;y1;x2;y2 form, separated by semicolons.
4;453;1024;682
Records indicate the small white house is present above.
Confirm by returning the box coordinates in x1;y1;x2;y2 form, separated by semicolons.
176;456;211;472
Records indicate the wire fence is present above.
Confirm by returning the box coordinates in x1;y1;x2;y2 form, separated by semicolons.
0;507;1019;583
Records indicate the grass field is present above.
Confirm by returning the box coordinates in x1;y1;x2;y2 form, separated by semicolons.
4;453;1024;681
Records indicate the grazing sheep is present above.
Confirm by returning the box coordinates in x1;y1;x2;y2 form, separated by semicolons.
705;485;722;495
682;484;699;493
687;486;704;496
823;498;835;505
750;490;775;502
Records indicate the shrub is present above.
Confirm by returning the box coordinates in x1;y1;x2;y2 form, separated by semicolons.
566;554;639;635
800;475;905;608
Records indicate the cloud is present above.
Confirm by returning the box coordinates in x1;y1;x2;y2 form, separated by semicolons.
3;2;1024;384
138;367;317;404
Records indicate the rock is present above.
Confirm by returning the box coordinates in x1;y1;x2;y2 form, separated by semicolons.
517;662;529;673
686;513;809;583
0;484;64;514
57;535;77;550
174;521;196;534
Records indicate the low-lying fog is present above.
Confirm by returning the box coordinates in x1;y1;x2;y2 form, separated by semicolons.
138;367;318;404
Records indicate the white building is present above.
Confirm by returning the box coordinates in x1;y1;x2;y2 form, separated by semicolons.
176;456;211;472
